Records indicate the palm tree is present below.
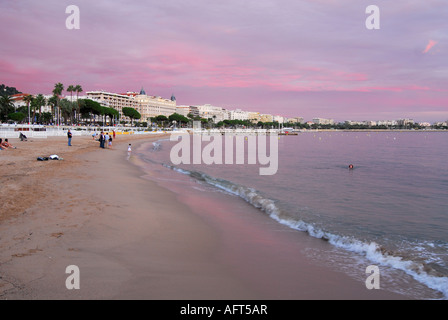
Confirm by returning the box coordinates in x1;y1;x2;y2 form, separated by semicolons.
74;84;83;100
67;85;76;124
33;94;46;123
23;94;34;124
52;83;64;125
59;98;73;124
47;95;58;124
52;82;64;97
0;95;15;122
67;85;75;103
75;85;83;123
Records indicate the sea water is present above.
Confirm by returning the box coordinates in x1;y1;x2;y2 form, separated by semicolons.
137;131;448;299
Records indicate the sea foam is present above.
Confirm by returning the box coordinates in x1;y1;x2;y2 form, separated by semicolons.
163;163;448;299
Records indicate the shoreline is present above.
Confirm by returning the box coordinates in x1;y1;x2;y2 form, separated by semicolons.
0;134;260;299
0;133;409;299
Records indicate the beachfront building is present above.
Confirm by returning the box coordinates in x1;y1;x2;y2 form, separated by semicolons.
10;93;31;109
11;93;89;114
345;120;378;127
11;93;52;113
287;117;304;124
273;115;285;124
87;89;177;123
175;105;202;119
87;91;139;122
248;112;261;123
419;122;432;128
12;93;35;109
313;118;334;125
196;104;228;123
175;105;191;117
259;114;274;123
397;119;415;127
377;120;398;127
345;120;362;126
134;90;177;120
188;106;200;118
228;109;249;121
434;121;448;127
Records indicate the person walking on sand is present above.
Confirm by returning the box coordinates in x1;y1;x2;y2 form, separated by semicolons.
67;129;72;146
127;144;132;160
108;135;113;148
113;130;116;139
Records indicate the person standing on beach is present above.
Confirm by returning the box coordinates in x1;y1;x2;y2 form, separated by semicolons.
99;131;105;148
67;130;72;146
113;130;116;140
105;132;110;149
108;135;113;148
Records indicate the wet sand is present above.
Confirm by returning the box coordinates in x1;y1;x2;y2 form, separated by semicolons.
0;133;408;299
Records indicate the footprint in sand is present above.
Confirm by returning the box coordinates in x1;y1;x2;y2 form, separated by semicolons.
12;247;43;258
50;232;64;238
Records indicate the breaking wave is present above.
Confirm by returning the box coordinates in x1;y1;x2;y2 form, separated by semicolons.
162;163;448;299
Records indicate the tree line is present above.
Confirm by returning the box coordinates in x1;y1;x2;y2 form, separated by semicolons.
0;83;84;124
0;82;150;126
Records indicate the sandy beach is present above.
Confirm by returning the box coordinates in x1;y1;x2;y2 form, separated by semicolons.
0;132;409;300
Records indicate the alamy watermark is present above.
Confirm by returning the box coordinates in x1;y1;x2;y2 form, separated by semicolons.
65;265;80;289
365;265;380;289
64;5;379;31
169;123;278;176
66;5;80;30
365;5;380;30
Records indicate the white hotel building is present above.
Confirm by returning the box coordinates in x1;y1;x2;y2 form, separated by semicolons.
87;88;176;122
86;91;140;120
273;115;285;124
133;90;177;119
228;109;249;121
196;104;228;123
312;118;335;125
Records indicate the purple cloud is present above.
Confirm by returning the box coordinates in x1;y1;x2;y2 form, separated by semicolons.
0;0;447;122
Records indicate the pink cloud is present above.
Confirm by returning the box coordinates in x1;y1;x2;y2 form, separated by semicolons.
423;40;437;53
1;1;447;123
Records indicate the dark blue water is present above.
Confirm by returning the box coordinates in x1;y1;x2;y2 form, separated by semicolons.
140;131;448;299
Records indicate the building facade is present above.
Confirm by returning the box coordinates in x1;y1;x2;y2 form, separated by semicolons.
86;91;139;122
134;94;176;120
228;109;249;121
259;114;273;123
287;117;304;124
312;118;334;125
196;104;228;123
87;89;176;123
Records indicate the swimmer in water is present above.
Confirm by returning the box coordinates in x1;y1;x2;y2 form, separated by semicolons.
348;164;354;169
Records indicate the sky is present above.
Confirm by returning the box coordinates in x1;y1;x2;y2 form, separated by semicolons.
1;0;447;122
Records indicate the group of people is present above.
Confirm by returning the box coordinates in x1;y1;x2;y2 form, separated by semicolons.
0;138;16;150
95;131;115;149
67;130;117;149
